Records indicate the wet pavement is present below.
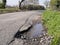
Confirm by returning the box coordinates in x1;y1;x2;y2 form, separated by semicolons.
27;23;44;38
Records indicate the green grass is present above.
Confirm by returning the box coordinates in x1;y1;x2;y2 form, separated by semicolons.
0;8;20;14
43;10;60;45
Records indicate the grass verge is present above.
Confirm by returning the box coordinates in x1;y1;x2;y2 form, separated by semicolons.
0;8;20;14
42;10;60;45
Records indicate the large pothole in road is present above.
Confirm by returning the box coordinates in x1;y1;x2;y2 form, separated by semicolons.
14;23;45;39
8;23;52;45
8;15;52;45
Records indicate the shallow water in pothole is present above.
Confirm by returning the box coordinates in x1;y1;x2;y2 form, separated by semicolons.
8;23;51;45
14;23;44;39
8;23;48;45
26;23;44;39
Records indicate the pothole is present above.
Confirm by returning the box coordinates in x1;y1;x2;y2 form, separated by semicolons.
8;15;52;45
14;23;45;40
14;25;32;39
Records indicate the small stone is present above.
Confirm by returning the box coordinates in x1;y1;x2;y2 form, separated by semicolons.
43;33;46;36
42;43;46;45
51;36;54;39
41;38;43;40
46;33;48;35
21;36;24;39
39;35;43;38
23;35;26;39
40;39;43;43
45;36;48;40
48;37;51;40
32;39;35;41
34;39;37;41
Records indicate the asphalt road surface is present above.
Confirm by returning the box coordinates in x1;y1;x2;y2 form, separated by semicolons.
0;10;43;45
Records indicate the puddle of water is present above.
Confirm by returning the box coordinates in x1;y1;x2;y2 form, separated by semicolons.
27;23;44;38
8;23;44;45
14;23;44;39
